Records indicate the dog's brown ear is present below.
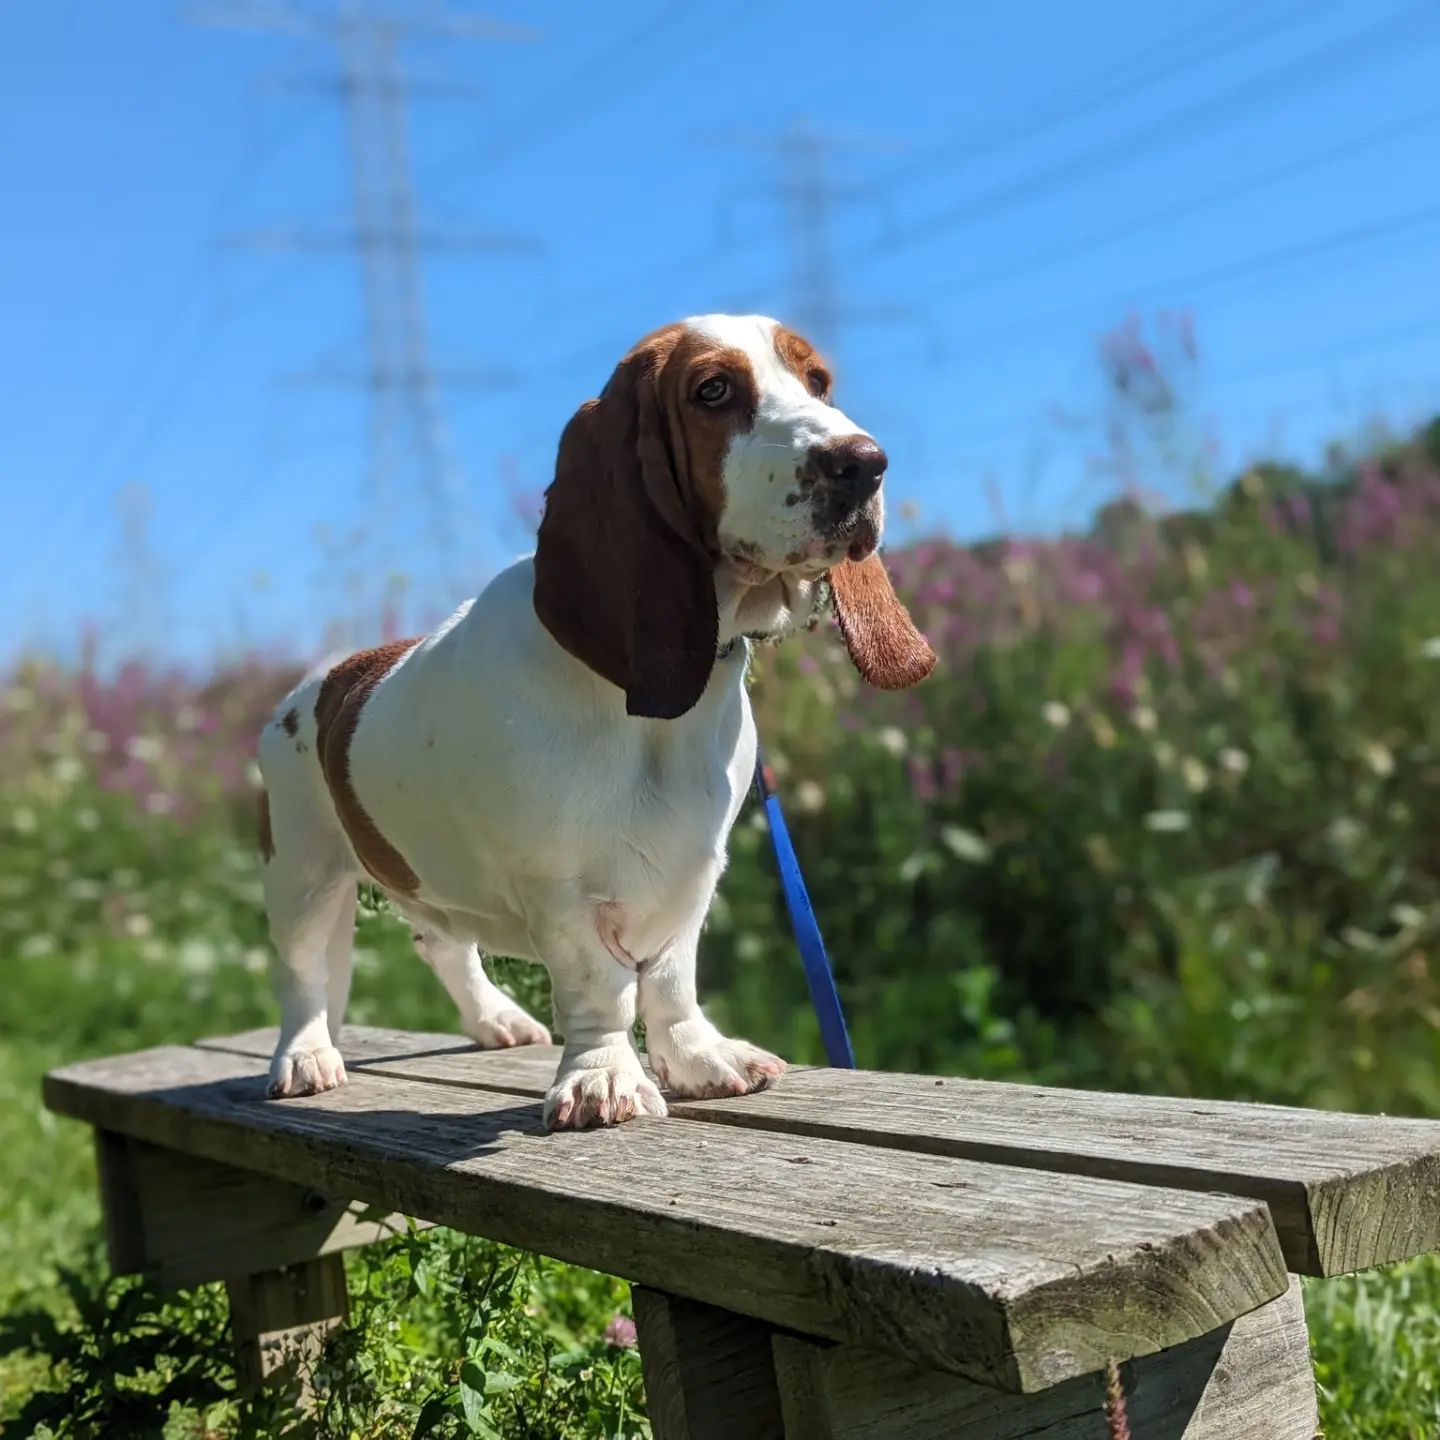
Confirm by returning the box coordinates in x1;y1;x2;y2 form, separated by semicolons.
534;338;719;719
830;554;936;689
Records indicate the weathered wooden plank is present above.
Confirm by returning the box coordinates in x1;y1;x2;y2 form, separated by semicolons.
771;1278;1316;1440
43;1043;1286;1393
199;1025;1440;1276
94;1129;150;1274
227;1253;348;1397
632;1287;784;1440
91;1132;424;1290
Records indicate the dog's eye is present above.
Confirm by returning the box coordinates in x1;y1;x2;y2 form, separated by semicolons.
807;370;830;399
696;376;731;406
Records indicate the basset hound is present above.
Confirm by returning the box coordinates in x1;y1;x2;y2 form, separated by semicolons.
257;314;935;1129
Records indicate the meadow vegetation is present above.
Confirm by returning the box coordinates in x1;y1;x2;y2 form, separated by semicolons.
3;405;1439;1436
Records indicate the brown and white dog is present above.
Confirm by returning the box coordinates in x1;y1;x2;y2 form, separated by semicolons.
257;314;934;1129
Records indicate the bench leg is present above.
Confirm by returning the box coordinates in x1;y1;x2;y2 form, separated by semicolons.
92;1128;417;1289
770;1279;1317;1440
632;1286;786;1440
227;1254;349;1397
92;1129;377;1401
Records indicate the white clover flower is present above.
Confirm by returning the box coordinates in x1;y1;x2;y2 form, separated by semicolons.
1218;747;1249;776
1143;810;1190;833
940;825;991;863
1361;741;1395;778
123;913;154;939
52;757;84;786
126;735;164;764
1391;903;1427;931
1131;705;1158;733
876;726;908;758
794;780;826;813
1041;701;1071;729
1153;740;1177;768
737;933;766;961
179;938;219;974
1181;757;1209;793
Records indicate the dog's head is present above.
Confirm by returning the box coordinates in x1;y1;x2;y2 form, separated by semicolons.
534;314;936;718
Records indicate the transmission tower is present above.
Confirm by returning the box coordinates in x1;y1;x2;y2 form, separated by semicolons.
720;119;912;357
191;0;539;620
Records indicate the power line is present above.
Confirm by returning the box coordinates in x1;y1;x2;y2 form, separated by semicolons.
900;101;1440;305
193;0;540;610
929;314;1440;450
865;1;1437;257
422;0;764;201
709;121;913;355
868;203;1440;375
505;2;1344;352
25;98;323;602
882;0;1335;190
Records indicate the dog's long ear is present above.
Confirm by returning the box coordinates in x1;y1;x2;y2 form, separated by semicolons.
534;339;719;719
830;554;936;690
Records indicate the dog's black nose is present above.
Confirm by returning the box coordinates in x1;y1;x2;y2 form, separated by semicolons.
811;435;887;503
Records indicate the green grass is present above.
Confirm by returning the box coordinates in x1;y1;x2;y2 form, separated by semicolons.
0;781;641;1439
1307;1261;1440;1439
2;823;1437;1437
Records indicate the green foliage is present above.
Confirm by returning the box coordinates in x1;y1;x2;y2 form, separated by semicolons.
4;416;1440;1437
1306;1260;1440;1438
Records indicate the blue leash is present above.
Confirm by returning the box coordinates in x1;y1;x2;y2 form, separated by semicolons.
753;748;857;1068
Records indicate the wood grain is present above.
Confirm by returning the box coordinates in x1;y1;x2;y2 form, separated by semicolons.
227;1253;348;1398
771;1278;1317;1440
632;1287;784;1440
44;1042;1285;1393
197;1025;1440;1276
92;1132;424;1291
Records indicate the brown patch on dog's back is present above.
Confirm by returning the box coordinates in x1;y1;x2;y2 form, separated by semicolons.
281;707;299;737
258;789;275;863
314;639;421;895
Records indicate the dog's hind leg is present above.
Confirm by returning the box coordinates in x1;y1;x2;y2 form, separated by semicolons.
259;721;360;1098
411;931;551;1049
263;845;357;1097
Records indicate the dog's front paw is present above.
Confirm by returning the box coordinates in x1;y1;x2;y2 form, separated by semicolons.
465;1009;552;1050
651;1035;786;1100
544;1064;667;1130
268;1045;347;1098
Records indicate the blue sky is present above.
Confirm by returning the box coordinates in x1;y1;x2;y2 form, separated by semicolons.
4;0;1439;666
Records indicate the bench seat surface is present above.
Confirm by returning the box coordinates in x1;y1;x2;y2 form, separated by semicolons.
47;1021;1440;1395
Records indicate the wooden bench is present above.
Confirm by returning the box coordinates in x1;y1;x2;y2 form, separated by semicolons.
43;1025;1440;1438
